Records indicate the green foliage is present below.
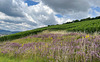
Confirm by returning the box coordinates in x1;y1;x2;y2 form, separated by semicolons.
48;19;100;33
73;20;79;22
0;55;49;62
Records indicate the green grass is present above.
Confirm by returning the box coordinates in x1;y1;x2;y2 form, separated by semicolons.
0;56;49;62
0;54;49;62
47;19;100;33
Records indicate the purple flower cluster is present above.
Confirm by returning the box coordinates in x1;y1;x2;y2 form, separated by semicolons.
0;32;100;62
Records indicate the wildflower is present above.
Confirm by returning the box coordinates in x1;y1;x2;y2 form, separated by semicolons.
61;42;62;46
51;37;53;40
35;45;37;50
75;46;80;49
1;51;7;54
39;46;41;49
27;50;31;53
22;44;24;47
45;43;48;48
85;34;89;38
82;36;84;39
11;43;21;47
51;41;53;43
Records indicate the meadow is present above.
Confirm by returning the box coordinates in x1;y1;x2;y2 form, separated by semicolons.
0;31;100;62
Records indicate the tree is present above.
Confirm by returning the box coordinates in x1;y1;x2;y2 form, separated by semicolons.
73;20;79;22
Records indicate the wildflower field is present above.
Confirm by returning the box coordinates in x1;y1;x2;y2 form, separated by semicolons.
0;31;100;62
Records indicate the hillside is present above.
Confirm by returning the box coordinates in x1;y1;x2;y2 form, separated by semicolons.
47;17;100;33
0;17;100;42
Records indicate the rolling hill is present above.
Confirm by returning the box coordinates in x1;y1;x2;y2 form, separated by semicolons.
0;16;100;42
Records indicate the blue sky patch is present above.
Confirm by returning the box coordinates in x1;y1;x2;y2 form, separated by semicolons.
90;7;100;17
55;14;63;18
91;7;100;12
25;0;39;6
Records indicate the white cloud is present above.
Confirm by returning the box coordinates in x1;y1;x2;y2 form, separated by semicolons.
32;0;40;2
26;3;57;25
89;0;100;7
0;0;58;31
0;0;25;17
55;16;72;24
41;0;92;19
94;10;100;16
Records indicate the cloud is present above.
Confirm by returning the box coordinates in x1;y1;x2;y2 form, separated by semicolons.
0;12;37;26
55;16;72;24
41;0;92;19
32;0;40;2
89;0;100;7
26;3;57;25
0;0;25;17
0;0;57;31
41;0;90;14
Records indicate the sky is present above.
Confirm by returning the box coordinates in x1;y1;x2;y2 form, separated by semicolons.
0;0;100;31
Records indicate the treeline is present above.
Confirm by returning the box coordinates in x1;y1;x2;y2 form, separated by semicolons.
47;16;100;27
65;16;100;24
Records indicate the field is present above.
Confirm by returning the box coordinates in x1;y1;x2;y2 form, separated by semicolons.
0;31;100;62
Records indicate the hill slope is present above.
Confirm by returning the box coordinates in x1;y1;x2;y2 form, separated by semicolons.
47;19;100;33
0;18;100;42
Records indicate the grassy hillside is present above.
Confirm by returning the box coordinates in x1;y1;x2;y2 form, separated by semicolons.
47;19;100;33
0;17;100;42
